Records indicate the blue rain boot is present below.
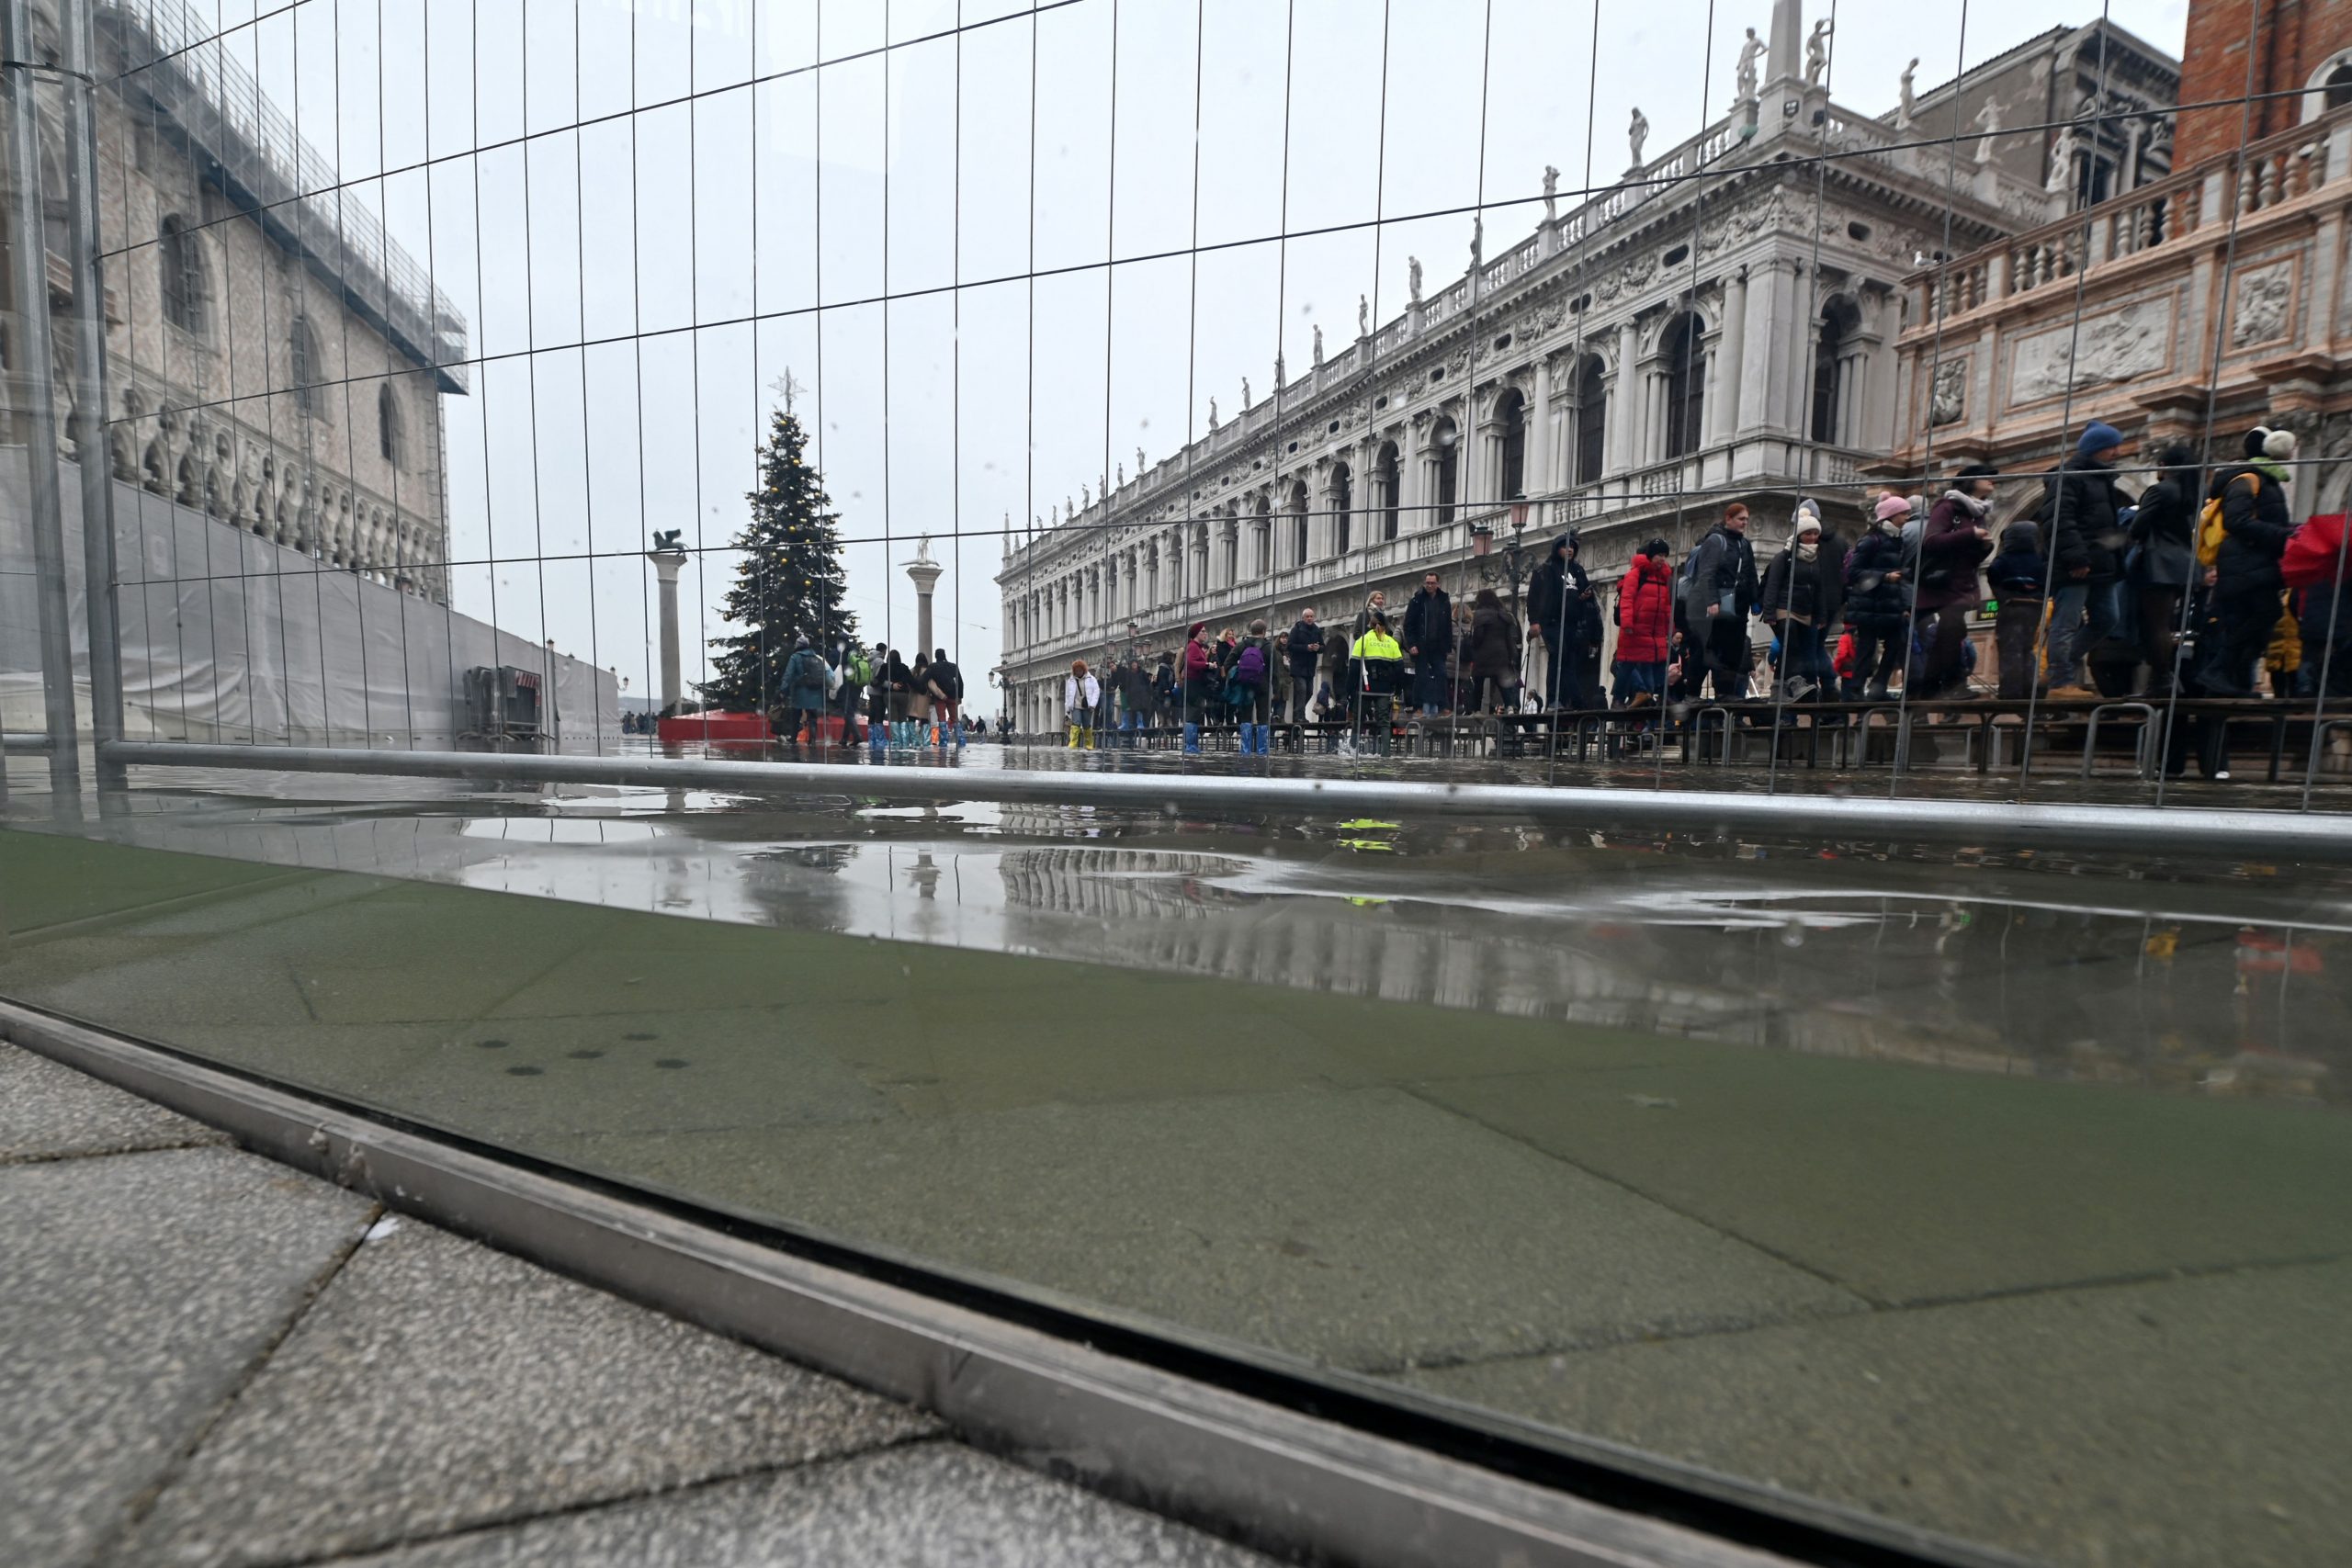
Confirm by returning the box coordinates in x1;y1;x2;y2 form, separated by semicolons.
1240;723;1256;755
1182;721;1202;755
868;721;886;754
1255;723;1269;754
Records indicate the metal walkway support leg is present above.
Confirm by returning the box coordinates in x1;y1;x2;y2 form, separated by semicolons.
58;0;123;785
3;0;81;796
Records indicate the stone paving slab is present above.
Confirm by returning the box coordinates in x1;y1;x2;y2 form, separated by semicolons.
0;1145;377;1568
159;1010;900;1145
1412;1057;2352;1303
1406;1258;2352;1568
0;1042;227;1162
120;1219;941;1568
0;830;294;935
330;1441;1277;1567
537;1086;1864;1372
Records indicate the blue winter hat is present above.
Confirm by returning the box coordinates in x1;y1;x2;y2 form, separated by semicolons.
2077;421;2124;457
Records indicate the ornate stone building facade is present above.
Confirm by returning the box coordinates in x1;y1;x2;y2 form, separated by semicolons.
3;0;464;602
1885;0;2352;524
995;6;2177;730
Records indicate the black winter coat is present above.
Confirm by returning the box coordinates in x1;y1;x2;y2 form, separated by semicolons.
2211;461;2297;594
1526;551;1589;641
1402;588;1453;658
1760;547;1832;624
2127;472;2199;589
2039;454;2128;584
1284;618;1325;677
1842;529;1913;627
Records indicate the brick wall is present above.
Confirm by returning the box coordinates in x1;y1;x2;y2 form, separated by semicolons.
2178;0;2352;168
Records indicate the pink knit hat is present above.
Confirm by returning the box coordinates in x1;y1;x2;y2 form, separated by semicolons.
1873;493;1913;524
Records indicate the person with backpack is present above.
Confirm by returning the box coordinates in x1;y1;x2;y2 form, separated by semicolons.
833;637;870;745
2124;444;2200;696
1913;464;1999;699
1230;619;1274;753
2207;426;2301;696
2037;420;2132;697
1683;503;1760;701
1283;608;1325;723
775;636;831;745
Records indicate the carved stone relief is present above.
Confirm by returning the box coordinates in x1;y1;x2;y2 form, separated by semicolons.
2009;299;2171;405
2230;261;2293;349
1929;358;1968;426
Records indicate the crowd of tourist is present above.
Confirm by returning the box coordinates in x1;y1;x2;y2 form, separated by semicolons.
1049;420;2351;770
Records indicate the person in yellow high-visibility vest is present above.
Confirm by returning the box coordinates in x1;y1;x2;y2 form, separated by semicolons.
1351;613;1404;752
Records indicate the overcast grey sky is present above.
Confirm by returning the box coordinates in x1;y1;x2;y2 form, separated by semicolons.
231;0;2188;708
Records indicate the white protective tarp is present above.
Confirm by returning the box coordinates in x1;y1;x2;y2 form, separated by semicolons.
2;447;619;750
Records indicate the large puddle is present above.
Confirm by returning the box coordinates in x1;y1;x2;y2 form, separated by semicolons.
23;764;2351;1109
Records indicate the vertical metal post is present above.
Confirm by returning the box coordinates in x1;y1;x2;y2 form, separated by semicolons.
57;0;122;784
3;0;81;795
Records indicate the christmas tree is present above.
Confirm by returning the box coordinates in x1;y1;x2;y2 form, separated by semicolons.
703;408;859;710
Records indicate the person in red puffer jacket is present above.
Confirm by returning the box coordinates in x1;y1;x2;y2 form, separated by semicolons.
1612;538;1677;708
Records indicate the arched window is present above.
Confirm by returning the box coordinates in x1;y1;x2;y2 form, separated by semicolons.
2330;63;2352;111
288;317;317;414
1661;314;1704;459
1253;494;1272;574
1376;442;1400;538
159;215;203;333
1330;463;1352;558
379;383;403;466
1288;480;1309;567
1494;389;1527;500
1573;355;1607;485
1431;416;1459;526
1809;298;1861;446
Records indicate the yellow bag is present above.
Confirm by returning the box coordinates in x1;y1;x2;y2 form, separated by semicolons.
2196;473;2255;570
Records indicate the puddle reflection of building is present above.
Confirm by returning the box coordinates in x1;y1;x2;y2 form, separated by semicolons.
991;845;2347;1102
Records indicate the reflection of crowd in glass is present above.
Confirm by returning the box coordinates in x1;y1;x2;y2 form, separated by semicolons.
1050;418;2350;774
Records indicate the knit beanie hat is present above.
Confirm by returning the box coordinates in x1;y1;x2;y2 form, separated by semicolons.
1954;462;2000;481
2078;421;2124;457
2264;427;2299;461
1873;493;1913;525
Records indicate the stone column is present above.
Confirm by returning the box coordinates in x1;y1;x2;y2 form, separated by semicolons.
1608;319;1641;475
647;546;687;714
903;540;943;655
1738;262;1779;434
1529;361;1555;496
1714;269;1748;444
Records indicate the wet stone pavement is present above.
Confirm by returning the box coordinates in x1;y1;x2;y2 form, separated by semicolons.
4;764;2350;1568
